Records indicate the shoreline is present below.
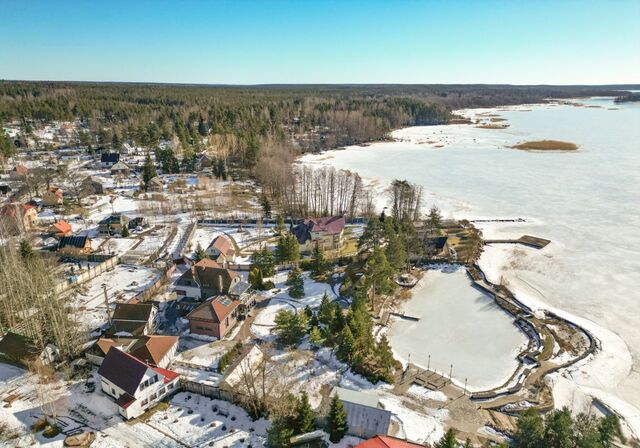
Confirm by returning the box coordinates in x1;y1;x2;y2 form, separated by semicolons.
297;99;640;440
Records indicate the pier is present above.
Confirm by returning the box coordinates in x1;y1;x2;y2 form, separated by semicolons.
483;234;551;249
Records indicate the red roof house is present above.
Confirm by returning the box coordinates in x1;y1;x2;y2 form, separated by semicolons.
356;435;425;448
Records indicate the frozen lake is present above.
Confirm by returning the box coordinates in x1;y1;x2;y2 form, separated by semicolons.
301;97;640;433
387;266;527;391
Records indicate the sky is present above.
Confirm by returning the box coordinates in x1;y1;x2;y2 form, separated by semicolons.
1;0;639;85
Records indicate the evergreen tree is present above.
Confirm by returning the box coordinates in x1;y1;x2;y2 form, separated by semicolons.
513;408;544;448
266;417;293;448
384;220;407;272
216;157;227;180
358;217;384;253
248;267;264;290
275;214;286;236
435;429;457;448
193;243;207;263
328;395;348;443
309;326;324;349
274;309;308;346
111;131;122;150
426;205;443;235
142;152;157;189
121;224;130;237
336;325;355;362
310;241;328;279
261;194;272;219
376;335;397;382
361;246;394;309
295;392;316;434
544;408;574;448
251;246;275;278
19;239;33;260
286;267;305;298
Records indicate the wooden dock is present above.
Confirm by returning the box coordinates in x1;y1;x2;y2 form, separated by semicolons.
484;235;551;249
389;312;420;321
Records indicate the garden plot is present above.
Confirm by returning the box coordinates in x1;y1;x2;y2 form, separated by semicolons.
251;271;337;340
144;392;269;447
98;237;138;256
72;264;160;330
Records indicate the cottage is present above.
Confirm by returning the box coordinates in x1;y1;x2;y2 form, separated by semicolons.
331;387;391;439
293;216;346;253
146;176;164;192
87;335;178;369
100;152;120;168
57;235;92;255
0;332;59;367
97;347;180;419
106;303;158;337
175;258;244;300
110;161;131;176
186;296;241;339
81;176;105;196
205;234;236;264
0;203;38;233
47;219;72;237
42;186;64;206
98;213;129;235
356;436;425;448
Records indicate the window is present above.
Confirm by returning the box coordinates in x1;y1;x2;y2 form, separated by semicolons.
111;388;116;395
159;387;166;395
168;382;175;390
150;393;157;400
141;398;148;406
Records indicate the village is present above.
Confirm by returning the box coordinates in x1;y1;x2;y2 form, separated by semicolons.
0;118;620;448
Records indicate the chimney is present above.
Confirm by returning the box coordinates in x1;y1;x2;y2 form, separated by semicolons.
218;274;224;293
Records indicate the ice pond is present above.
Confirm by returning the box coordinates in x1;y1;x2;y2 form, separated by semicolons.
301;97;640;434
387;266;527;391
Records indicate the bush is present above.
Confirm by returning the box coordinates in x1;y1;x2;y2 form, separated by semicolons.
218;342;243;373
42;424;60;439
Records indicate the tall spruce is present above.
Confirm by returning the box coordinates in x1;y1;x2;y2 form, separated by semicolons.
295;391;316;434
328;395;348;443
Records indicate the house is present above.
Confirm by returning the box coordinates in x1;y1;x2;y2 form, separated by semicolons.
110;161;131;176
425;236;451;260
98;213;129;235
196;153;214;171
100;152;120;168
87;335;178;369
47;219;72;237
186;296;241;339
42;186;64;206
9;164;28;180
127;216;147;230
331;387;392;439
0;332;59;367
205;234;236;264
146;176;164;192
0;203;38;233
356;435;425;448
97;347;180;419
81;176;105;196
106;303;158;337
293;216;346;253
175;258;243;300
57;235;92;255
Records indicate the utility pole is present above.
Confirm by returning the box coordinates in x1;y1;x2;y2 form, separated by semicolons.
449;364;453;383
102;283;112;326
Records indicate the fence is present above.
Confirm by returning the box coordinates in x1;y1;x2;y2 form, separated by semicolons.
129;264;177;303
54;256;120;295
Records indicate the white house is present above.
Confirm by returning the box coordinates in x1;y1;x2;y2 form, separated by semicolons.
205;235;236;264
97;347;180;419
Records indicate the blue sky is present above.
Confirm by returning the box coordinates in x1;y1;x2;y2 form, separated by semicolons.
1;0;638;85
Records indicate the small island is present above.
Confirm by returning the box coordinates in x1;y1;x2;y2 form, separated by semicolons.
512;140;578;151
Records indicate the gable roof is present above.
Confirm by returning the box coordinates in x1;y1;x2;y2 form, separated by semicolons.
12;165;28;174
110;161;131;171
112;303;155;322
356;436;425;448
192;259;239;294
187;296;239;323
128;335;178;366
99;213;127;225
105;320;147;337
207;235;235;256
58;235;89;249
97;347;149;395
293;216;346;244
50;220;72;234
148;176;163;186
333;386;380;408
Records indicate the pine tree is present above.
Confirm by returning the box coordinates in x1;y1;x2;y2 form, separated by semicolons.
286;267;305;298
266;417;293;448
513;408;544;448
274;309;308;347
361;246;394;309
142;152;157;190
426;205;443;235
261;194;272;219
336;325;355;362
251;246;275;278
275;214;285;236
193;243;207;263
328;395;348;443
376;335;397;382
121;224;130;237
248;267;264;290
435;429;457;448
295;391;316;434
309;326;324;349
310;241;328;279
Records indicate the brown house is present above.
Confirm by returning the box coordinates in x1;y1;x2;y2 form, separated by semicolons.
0;203;38;233
48;220;72;237
57;235;92;255
43;186;64;206
187;296;240;339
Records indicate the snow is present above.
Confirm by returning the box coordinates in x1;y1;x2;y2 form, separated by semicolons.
407;385;448;402
379;394;447;445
